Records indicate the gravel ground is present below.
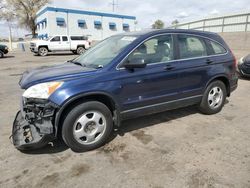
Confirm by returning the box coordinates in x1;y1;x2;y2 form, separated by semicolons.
0;51;249;188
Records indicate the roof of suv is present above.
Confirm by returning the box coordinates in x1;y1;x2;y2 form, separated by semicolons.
122;28;226;46
125;28;218;37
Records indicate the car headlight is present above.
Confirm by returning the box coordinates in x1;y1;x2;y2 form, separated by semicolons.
5;46;8;50
23;82;63;99
238;57;244;65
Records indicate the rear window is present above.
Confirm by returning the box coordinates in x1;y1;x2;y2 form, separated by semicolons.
209;40;227;55
70;36;88;41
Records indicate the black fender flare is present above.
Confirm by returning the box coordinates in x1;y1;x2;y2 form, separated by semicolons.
54;91;121;136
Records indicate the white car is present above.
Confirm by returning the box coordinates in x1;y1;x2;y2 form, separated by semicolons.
30;35;91;56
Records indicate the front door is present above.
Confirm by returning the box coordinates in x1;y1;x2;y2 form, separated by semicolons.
118;34;183;112
49;36;62;51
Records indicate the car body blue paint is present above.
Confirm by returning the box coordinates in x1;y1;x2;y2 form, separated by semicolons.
19;29;238;117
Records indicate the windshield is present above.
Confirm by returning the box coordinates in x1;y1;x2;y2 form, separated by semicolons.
72;35;138;68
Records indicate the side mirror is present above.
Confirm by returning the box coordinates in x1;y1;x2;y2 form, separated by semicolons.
124;58;146;69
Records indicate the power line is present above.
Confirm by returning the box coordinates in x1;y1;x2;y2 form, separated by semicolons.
110;0;118;12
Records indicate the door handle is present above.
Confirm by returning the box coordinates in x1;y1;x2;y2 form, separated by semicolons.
206;59;213;64
164;65;175;70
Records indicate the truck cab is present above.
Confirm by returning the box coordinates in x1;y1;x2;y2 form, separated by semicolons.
30;35;91;56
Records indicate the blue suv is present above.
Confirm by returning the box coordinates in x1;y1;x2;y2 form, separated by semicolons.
12;29;238;152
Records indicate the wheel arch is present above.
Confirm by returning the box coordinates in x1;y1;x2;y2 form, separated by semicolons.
77;45;86;49
54;92;121;137
205;75;230;97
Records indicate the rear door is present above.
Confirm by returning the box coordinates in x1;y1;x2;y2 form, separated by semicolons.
175;34;212;98
60;36;70;50
118;34;183;112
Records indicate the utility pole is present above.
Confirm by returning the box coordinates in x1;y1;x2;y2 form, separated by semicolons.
7;20;13;50
110;0;118;12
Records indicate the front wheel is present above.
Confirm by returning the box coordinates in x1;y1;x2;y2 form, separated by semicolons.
62;101;113;152
38;47;48;56
199;80;227;115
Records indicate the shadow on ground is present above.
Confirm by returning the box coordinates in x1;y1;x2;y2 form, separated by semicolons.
22;105;203;155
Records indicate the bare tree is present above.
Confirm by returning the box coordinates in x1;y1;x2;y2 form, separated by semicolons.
0;0;50;37
171;19;179;28
0;0;16;49
152;20;164;29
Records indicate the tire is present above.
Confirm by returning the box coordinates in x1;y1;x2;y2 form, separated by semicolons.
38;47;48;56
199;80;227;115
62;101;113;152
0;51;4;58
76;46;85;55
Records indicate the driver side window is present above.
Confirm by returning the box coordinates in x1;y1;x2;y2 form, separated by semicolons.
127;35;174;65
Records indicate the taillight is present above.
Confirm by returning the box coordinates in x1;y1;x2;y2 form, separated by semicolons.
229;48;237;69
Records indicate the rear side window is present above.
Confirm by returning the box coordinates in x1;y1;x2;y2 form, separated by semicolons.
209;41;227;55
62;36;68;41
178;35;207;59
70;36;88;41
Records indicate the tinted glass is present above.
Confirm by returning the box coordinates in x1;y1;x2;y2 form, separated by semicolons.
51;36;60;42
62;36;68;41
127;35;174;64
178;35;207;59
210;41;227;54
70;36;88;40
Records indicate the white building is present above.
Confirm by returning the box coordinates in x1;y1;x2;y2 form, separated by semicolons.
36;6;136;41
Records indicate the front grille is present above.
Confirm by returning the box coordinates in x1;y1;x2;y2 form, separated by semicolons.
30;43;36;47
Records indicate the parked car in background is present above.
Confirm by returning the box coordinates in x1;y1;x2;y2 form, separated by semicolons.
0;44;8;58
237;54;250;77
30;35;91;56
12;29;238;152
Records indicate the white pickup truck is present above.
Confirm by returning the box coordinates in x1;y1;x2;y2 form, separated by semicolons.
30;35;91;56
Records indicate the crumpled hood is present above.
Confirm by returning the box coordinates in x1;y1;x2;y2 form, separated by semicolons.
19;63;95;89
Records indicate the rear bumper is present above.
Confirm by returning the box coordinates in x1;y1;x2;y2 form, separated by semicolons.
229;72;238;94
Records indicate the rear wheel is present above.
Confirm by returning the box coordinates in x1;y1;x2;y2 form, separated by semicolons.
62;101;113;152
38;47;48;56
76;46;85;55
199;80;226;114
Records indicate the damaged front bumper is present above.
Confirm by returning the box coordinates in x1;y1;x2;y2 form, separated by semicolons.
12;98;58;150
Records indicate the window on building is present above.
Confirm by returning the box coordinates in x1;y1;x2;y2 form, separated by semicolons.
56;17;65;26
62;36;68;41
51;36;60;42
94;21;102;29
178;35;207;59
123;23;130;31
109;22;116;30
78;20;86;28
127;35;174;65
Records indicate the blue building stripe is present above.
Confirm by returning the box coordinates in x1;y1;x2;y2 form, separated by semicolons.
37;6;136;20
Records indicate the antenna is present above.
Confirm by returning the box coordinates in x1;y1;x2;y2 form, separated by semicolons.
110;0;118;12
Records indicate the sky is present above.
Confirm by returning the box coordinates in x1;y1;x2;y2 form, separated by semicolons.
0;0;249;38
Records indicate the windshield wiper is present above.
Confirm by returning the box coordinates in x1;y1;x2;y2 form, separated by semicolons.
69;61;86;67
